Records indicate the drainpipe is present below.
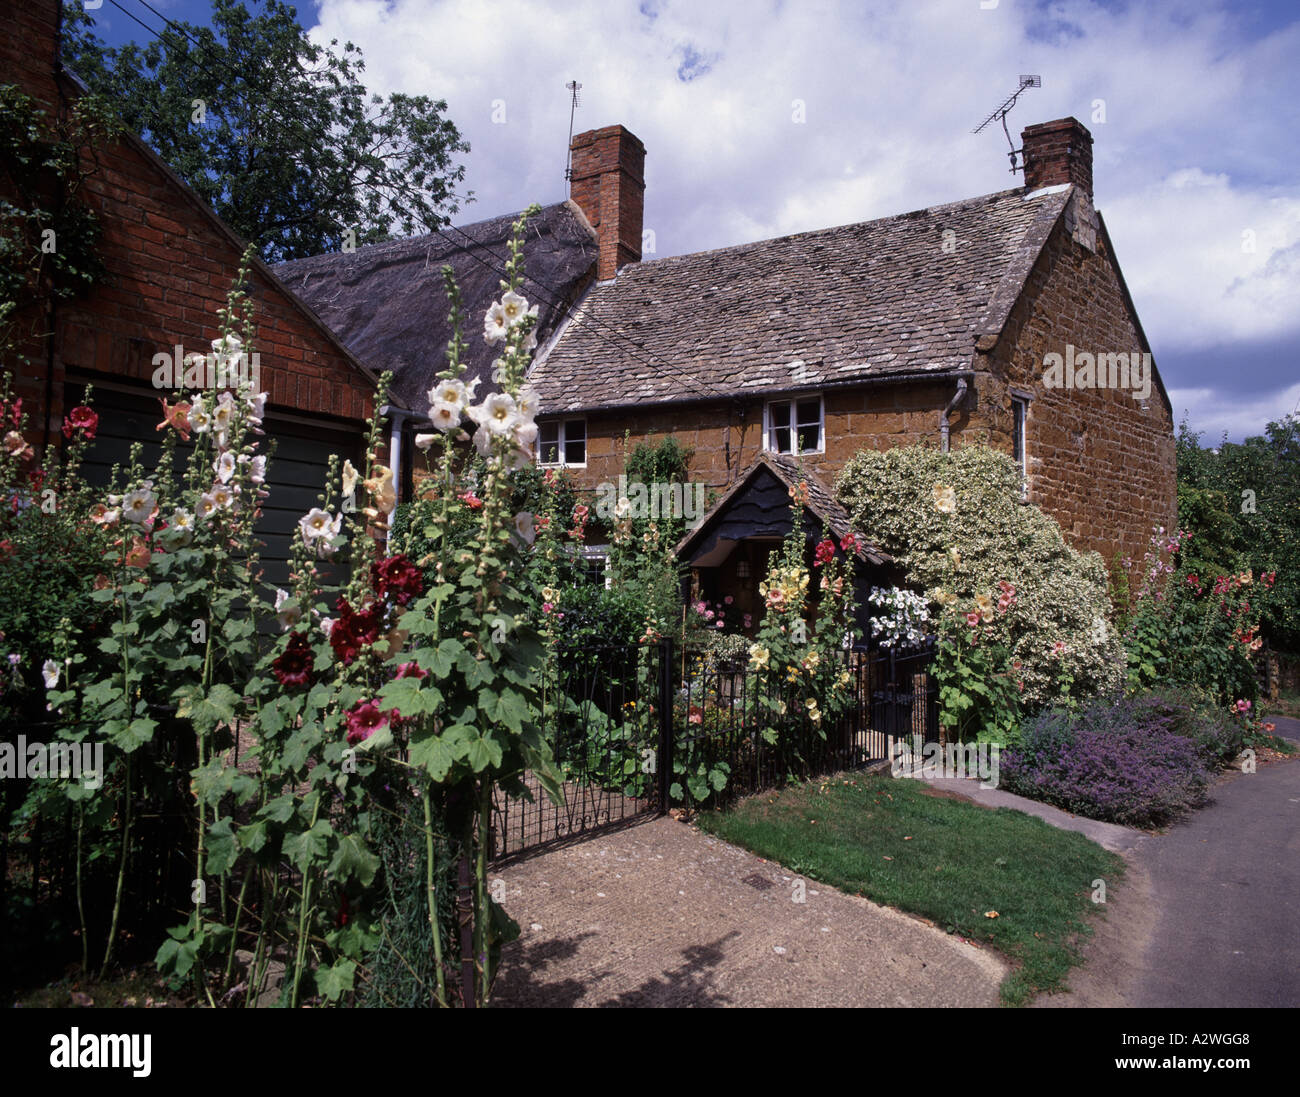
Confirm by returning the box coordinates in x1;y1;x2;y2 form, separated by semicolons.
939;378;968;453
381;405;408;528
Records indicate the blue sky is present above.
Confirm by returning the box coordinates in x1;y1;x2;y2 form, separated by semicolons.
81;0;1300;442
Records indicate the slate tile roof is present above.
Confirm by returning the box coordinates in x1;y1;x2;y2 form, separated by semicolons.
274;202;596;418
529;185;1072;413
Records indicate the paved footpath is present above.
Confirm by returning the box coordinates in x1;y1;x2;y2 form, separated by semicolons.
1032;716;1300;1008
491;815;1006;1007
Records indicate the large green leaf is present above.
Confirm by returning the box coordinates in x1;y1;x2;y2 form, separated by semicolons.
329;834;379;888
282;819;333;874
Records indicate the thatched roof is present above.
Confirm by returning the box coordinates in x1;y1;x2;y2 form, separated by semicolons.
274;201;597;418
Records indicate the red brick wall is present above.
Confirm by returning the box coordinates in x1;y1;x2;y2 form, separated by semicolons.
569;126;645;280
2;0;377;450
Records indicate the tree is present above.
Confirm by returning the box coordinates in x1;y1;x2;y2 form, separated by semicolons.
1176;414;1300;654
62;0;470;263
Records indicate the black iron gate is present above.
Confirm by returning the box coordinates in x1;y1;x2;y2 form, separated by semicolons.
494;639;940;859
490;642;673;859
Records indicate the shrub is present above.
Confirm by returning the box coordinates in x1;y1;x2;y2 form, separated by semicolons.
1001;696;1213;827
1127;685;1244;765
836;444;1124;708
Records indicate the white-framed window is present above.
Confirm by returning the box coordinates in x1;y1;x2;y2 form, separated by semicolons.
539;418;587;467
1011;394;1029;495
579;545;611;589
764;395;824;455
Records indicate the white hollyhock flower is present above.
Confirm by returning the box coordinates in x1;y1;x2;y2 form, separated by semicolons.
484;302;508;344
516;386;541;421
245;391;268;425
214;451;237;484
513;419;538;454
300;507;333;542
316;513;344;559
342;459;359;497
247;455;266;485
320;617;336;638
197;493;218;520
469;392;520;436
122;487;157;525
42;660;59;689
211;332;243;368
428;400;461;432
209;483;236;510
168;508;195;546
414;433;437;451
211;392;237;440
188;401;212;434
429;378;477;410
500;290;530;325
471;424;493;458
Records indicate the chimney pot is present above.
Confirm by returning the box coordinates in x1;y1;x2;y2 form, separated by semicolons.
1021;117;1093;197
569;125;645;280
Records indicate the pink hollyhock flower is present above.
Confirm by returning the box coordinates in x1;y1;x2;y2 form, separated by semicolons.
346;700;392;745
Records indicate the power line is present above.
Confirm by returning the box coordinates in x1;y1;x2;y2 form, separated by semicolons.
435;220;733;406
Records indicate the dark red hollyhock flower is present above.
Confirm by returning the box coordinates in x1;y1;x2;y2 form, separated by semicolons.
62;405;98;441
840;532;859;554
272;632;316;689
813;538;835;566
345;700;392;745
371;553;424;606
330;597;385;664
395;661;426;680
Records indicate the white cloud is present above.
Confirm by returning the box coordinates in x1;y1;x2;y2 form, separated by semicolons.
307;0;1299;437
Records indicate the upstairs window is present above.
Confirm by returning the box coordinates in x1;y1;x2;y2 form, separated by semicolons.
539;419;587;467
765;396;824;455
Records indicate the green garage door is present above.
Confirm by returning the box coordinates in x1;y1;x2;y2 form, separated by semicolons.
70;382;361;595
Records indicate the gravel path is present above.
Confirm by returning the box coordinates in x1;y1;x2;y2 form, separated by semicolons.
491;814;1005;1007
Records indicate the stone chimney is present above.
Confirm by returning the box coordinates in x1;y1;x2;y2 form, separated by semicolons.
568;125;645;280
1021;117;1093;197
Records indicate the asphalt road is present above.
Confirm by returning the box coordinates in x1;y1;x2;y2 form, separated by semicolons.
1047;715;1300;1008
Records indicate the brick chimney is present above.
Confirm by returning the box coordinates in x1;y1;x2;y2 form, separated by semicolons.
1021;117;1093;197
568;125;645;280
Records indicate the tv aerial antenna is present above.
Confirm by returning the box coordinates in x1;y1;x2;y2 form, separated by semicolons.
972;75;1041;174
564;80;582;181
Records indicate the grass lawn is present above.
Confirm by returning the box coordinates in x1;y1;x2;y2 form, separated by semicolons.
696;772;1124;1006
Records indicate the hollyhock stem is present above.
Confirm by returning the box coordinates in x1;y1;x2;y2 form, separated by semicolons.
457;806;475;1008
423;786;449;1007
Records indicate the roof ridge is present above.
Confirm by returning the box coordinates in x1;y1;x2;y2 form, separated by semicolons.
274;201;572;271
623;185;1040;273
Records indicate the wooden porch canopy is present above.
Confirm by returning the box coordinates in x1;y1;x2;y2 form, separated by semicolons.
674;453;892;569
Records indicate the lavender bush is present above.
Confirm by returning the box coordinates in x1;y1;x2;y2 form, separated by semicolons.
1001;695;1215;828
